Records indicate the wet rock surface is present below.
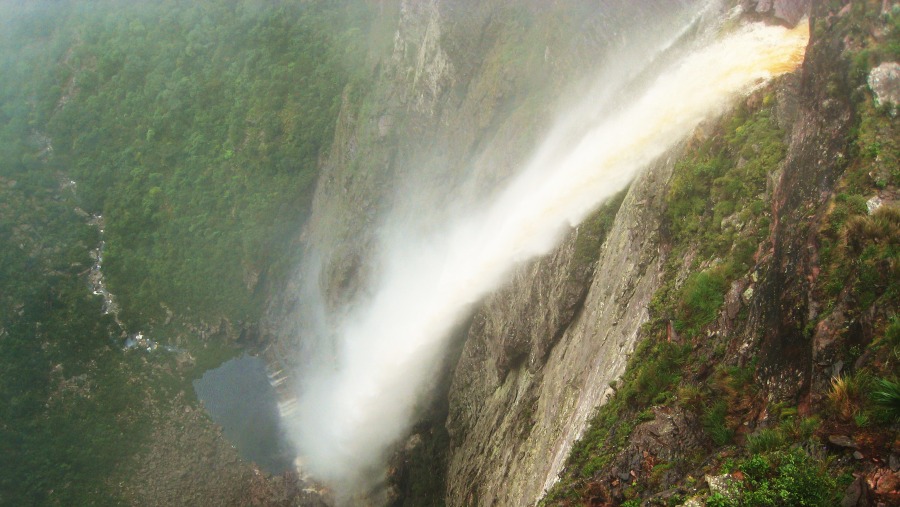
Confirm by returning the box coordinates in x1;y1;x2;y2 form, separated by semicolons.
446;157;672;507
743;0;811;26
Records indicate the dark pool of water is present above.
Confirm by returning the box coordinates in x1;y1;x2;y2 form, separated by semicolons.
193;355;294;473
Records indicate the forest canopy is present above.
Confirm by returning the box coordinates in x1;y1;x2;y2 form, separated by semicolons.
0;1;369;503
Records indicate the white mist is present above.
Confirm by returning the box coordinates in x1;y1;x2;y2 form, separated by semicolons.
285;15;809;491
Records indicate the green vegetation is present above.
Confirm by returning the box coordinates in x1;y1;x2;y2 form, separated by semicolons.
827;370;900;425
710;451;838;507
816;1;899;328
0;157;147;505
0;1;371;503
702;400;733;447
2;0;369;329
542;42;900;499
812;0;900;434
649;101;787;340
675;268;729;336
543;95;791;506
665;104;784;258
871;377;900;421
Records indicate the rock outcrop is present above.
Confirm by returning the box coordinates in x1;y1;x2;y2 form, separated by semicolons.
445;157;673;506
743;0;811;25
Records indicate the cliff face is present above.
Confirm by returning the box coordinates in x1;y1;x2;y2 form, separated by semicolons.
445;156;674;506
276;0;696;501
541;1;900;505
280;0;899;505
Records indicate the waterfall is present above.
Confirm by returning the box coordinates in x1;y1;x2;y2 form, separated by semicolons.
284;9;809;491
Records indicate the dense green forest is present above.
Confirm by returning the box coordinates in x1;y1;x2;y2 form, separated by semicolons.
0;1;367;503
2;0;368;327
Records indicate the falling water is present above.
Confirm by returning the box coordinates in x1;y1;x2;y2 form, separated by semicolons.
285;17;809;489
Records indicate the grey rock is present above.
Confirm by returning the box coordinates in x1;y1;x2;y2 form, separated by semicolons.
867;196;883;215
869;63;900;108
841;476;871;507
828;434;858;449
706;473;736;496
744;0;811;26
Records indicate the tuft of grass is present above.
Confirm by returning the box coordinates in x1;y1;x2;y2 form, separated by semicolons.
795;416;821;441
746;428;785;454
871;378;900;422
703;400;733;446
676;383;705;412
827;374;863;420
674;268;729;336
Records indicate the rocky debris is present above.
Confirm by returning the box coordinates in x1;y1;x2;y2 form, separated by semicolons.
119;394;326;507
869;62;900;109
870;468;900;497
586;407;707;504
867;196;884;214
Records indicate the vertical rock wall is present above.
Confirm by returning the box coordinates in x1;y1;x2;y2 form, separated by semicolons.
445;157;676;506
269;0;778;504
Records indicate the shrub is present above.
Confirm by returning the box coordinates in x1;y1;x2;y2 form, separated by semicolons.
710;450;838;507
796;416;821;441
676;383;705;412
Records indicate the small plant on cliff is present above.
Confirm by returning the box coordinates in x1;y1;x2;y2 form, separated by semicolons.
706;450;838;507
746;429;785;454
702;400;733;446
674;268;729;336
827;373;864;420
871;377;900;422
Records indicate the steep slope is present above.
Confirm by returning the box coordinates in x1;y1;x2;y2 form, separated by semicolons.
540;1;899;505
445;156;672;506
277;0;899;506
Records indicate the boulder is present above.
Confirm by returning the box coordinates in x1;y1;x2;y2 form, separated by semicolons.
841;475;872;507
743;0;811;26
828;434;859;449
868;62;900;108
